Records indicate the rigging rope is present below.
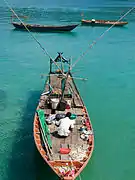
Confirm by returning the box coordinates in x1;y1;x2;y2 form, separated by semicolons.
3;0;64;75
70;6;135;70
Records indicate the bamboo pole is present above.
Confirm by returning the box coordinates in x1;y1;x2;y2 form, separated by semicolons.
40;128;52;160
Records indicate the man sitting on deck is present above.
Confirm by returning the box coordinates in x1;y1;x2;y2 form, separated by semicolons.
56;112;75;137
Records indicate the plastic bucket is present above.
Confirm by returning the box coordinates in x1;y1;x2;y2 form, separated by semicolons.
70;114;77;120
51;98;59;109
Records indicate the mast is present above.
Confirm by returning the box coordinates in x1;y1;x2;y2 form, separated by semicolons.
60;57;71;102
49;58;52;74
61;70;70;100
49;58;52;91
49;52;70;101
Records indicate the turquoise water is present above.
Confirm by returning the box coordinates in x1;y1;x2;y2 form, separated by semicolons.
0;1;135;180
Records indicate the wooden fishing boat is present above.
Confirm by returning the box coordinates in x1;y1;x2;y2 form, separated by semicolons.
81;19;128;27
12;22;79;32
33;52;94;180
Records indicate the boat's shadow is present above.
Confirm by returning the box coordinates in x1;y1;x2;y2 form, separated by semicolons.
12;28;78;37
7;90;58;180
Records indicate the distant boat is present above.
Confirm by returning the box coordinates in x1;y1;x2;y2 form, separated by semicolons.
81;19;128;27
34;52;94;180
12;22;79;32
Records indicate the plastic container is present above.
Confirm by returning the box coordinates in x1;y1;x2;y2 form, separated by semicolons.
51;98;59;109
66;104;70;109
59;148;71;154
70;114;77;120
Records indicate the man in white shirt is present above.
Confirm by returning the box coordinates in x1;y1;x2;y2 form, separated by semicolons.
56;112;75;137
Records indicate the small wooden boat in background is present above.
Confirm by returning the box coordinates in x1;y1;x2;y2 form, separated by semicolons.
33;52;94;179
12;22;79;32
81;19;128;27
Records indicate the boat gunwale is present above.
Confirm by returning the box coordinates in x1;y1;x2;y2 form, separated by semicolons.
81;19;128;26
12;22;79;27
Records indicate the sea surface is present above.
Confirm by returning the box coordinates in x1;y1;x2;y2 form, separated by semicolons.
0;0;135;180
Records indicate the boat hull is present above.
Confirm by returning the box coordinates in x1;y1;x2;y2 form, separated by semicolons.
81;19;128;27
12;22;79;32
33;51;94;179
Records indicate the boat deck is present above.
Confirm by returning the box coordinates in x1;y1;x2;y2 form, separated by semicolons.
48;114;87;160
81;19;128;26
38;74;90;161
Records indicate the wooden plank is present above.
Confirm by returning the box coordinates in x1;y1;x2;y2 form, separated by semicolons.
68;80;83;107
69;108;83;116
50;75;61;89
64;135;71;145
53;153;61;160
60;144;69;148
52;137;60;154
71;130;77;145
60;154;69;160
44;109;52;115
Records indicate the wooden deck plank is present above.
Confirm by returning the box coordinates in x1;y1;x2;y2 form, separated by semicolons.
41;74;89;160
44;109;52;115
60;154;69;160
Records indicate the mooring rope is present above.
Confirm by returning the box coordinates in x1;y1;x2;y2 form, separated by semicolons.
70;6;135;70
3;0;65;75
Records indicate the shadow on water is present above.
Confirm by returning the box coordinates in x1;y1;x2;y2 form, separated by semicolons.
12;28;78;37
0;89;7;111
7;90;58;180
